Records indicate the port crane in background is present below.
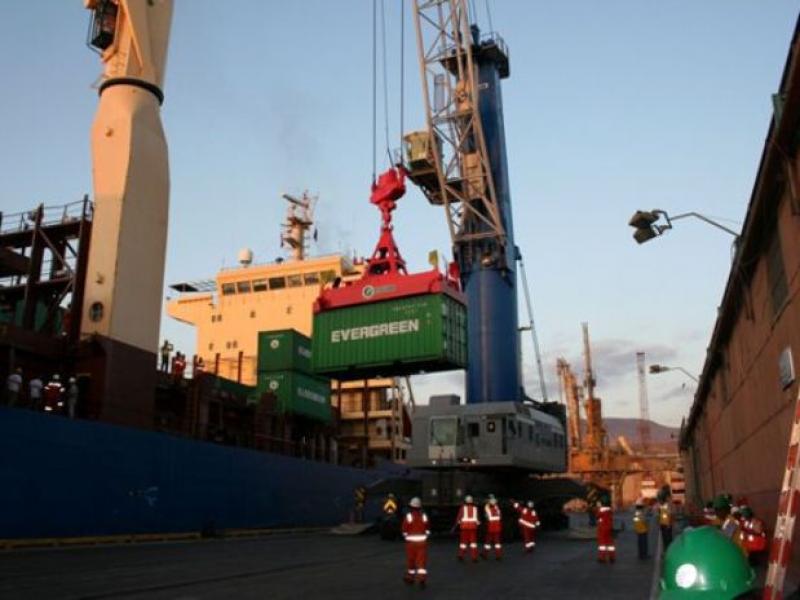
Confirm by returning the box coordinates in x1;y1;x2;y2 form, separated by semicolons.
636;351;652;450
558;324;682;506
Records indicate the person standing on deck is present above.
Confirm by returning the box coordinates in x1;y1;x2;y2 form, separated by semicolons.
482;494;503;560
596;496;615;563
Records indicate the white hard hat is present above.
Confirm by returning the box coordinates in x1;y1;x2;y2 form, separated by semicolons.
489;495;498;505
409;497;422;508
465;495;474;504
527;500;534;509
53;374;60;381
69;377;76;383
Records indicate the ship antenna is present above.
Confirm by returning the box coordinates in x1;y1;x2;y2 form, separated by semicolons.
281;191;316;261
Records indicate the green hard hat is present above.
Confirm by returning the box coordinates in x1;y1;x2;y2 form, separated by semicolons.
712;495;731;511
659;526;755;599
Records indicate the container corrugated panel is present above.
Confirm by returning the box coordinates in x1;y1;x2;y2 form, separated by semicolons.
256;371;332;423
312;293;467;378
257;330;313;374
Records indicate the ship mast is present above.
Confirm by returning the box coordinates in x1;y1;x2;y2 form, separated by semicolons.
281;192;316;261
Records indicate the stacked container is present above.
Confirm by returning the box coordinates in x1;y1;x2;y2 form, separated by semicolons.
256;329;332;423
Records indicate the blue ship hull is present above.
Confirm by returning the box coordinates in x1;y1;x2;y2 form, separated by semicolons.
0;407;401;539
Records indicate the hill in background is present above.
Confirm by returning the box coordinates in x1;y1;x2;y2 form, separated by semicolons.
582;418;679;452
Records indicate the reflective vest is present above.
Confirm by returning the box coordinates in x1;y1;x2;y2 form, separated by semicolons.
597;506;613;535
402;510;430;543
741;517;767;553
485;504;502;533
383;498;398;514
513;502;540;529
633;509;648;534
457;504;479;530
658;503;672;527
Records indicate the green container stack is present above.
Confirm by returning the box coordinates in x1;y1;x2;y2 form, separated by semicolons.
256;329;331;423
256;371;332;423
312;292;467;379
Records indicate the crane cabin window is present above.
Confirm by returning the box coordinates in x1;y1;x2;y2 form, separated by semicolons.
252;279;268;292
303;272;320;285
287;274;303;288
221;283;236;296
430;417;459;447
237;281;251;294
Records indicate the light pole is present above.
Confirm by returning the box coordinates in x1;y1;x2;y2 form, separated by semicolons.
649;364;699;383
628;209;739;245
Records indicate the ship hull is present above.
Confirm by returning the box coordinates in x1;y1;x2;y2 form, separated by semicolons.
0;407;402;539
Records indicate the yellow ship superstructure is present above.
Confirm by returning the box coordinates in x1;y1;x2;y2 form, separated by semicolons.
168;253;352;384
167;193;411;464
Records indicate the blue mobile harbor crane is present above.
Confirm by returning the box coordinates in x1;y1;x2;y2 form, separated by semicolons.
403;1;574;532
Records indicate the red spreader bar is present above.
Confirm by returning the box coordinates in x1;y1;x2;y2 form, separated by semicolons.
315;166;463;313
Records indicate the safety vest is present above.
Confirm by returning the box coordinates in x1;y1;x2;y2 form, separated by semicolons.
383;498;397;514
633;509;648;534
597;506;613;535
485;504;502;532
658;503;672;527
402;510;430;543
741;518;767;553
513;502;539;529
458;504;479;530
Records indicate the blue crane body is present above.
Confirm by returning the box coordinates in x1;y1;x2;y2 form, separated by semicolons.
463;30;522;405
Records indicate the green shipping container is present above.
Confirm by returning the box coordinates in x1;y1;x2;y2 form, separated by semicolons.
209;376;259;405
312;293;467;378
257;329;312;374
256;370;332;423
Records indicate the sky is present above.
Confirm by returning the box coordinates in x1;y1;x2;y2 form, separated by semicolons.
1;2;797;427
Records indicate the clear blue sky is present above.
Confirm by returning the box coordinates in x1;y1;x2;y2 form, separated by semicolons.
1;2;797;426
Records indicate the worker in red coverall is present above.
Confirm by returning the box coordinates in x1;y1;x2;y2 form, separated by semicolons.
739;506;767;565
596;496;615;563
513;499;541;553
402;497;430;589
482;494;503;560
456;495;480;562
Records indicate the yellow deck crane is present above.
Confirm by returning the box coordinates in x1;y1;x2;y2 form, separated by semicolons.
80;0;173;427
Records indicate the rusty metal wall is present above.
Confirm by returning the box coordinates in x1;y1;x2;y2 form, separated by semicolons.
684;185;800;575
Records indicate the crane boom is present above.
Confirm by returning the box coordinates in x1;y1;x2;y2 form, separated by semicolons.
409;0;506;255
557;358;582;451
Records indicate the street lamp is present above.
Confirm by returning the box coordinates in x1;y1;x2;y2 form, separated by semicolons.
649;364;699;383
628;209;739;245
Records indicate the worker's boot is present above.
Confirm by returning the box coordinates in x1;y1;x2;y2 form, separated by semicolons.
404;573;414;585
609;552;616;564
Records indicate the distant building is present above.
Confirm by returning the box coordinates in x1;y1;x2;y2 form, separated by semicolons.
681;16;799;577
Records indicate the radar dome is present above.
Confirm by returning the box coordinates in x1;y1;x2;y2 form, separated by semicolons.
238;248;253;266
